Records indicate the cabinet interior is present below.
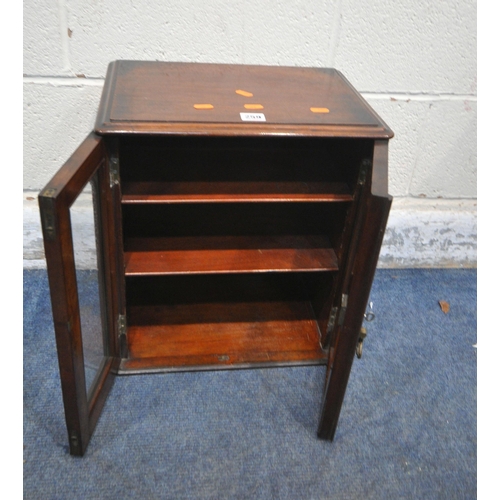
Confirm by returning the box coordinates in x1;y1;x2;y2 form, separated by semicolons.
38;61;393;455
116;135;372;372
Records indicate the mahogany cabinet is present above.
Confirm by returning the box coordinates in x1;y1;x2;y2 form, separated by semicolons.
38;61;393;456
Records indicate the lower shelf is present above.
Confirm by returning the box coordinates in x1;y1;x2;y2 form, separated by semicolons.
124;235;338;275
120;301;327;373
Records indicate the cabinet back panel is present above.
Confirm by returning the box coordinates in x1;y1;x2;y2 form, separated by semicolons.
125;272;334;307
122;202;348;239
119;136;371;189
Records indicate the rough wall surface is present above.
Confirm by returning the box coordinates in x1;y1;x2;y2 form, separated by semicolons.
23;0;477;267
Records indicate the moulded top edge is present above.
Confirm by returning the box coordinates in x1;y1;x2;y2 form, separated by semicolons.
95;60;394;137
94;122;394;139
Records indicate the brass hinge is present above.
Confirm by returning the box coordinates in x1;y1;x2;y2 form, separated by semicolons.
109;155;120;187
358;159;371;185
118;314;127;338
326;307;338;336
323;293;349;348
42;208;56;240
118;314;127;358
337;293;348;327
39;189;57;241
323;306;338;348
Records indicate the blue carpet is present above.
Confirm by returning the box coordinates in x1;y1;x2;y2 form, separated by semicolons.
23;269;476;499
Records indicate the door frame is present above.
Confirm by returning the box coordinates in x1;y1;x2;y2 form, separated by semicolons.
39;132;120;456
317;140;392;440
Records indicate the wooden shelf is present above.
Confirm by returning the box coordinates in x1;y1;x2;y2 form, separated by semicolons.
121;181;353;203
124;235;338;275
121;301;327;372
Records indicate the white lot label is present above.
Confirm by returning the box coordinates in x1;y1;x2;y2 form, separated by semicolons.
240;112;266;122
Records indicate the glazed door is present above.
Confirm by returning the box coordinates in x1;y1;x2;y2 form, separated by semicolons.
39;132;119;456
317;141;392;440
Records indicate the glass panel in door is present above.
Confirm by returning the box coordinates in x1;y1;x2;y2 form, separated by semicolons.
70;175;109;398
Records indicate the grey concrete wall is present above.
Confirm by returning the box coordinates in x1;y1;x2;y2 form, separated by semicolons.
23;0;477;267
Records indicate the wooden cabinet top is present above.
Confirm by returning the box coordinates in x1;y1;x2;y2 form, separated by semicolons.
95;60;393;138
